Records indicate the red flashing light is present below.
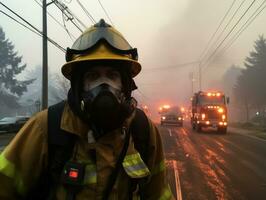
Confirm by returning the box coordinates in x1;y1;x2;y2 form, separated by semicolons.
69;169;79;179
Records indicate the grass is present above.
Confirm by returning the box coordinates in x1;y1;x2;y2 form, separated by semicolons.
229;122;266;140
252;132;266;140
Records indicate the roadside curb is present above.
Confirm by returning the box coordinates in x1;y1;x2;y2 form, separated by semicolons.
228;127;266;142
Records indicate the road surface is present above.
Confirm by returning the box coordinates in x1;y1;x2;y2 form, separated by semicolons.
1;124;266;199
160;121;266;200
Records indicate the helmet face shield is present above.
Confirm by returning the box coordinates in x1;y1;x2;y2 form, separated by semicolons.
72;27;133;51
66;19;138;62
65;41;138;62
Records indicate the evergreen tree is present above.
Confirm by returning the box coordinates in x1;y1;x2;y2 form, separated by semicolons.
234;35;266;121
0;27;34;109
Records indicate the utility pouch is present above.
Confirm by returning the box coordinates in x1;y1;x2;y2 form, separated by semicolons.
61;161;86;187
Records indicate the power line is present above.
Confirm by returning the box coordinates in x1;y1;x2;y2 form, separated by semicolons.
0;9;42;38
53;0;86;32
97;0;114;26
143;61;200;71
76;0;96;24
33;0;76;40
201;0;247;64
220;0;266;55
202;0;257;71
62;12;75;42
198;0;237;61
0;1;66;53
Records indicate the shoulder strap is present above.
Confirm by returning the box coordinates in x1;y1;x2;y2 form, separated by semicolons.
47;101;78;199
103;108;150;200
26;101;77;200
130;108;150;164
128;108;151;200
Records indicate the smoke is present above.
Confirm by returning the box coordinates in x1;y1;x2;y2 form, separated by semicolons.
134;0;240;121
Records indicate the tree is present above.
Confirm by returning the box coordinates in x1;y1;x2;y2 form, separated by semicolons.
233;35;266;122
0;27;34;112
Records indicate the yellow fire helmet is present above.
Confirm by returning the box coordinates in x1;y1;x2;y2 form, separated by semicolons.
61;19;141;80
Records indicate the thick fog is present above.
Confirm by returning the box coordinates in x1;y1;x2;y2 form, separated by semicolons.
1;0;266;121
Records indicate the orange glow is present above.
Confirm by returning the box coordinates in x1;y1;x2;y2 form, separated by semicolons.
206;121;210;125
201;113;206;120
224;122;227;126
216;93;221;96
207;93;212;96
218;108;224;113
222;115;226;120
219;122;223;125
181;107;185;112
163;105;170;109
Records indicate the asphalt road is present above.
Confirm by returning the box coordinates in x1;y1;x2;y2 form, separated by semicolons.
160;121;266;200
1;124;266;199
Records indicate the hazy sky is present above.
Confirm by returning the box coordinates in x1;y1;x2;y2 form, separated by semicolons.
1;0;266;119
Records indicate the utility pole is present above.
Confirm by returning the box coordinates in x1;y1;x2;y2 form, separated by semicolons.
42;0;48;110
42;0;54;110
199;62;202;91
189;72;195;95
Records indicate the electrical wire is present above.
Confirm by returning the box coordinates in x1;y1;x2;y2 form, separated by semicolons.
201;0;257;71
0;2;66;53
97;0;114;26
198;0;237;61
220;0;266;55
143;61;200;71
62;12;75;42
201;0;247;64
63;0;72;3
34;0;76;40
53;0;86;32
76;0;96;24
0;9;42;38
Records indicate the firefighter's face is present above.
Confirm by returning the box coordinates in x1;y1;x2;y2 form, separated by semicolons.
83;66;122;92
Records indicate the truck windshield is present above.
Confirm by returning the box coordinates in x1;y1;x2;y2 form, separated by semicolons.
198;95;225;105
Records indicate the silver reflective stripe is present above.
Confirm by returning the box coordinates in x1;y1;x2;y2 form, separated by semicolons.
122;153;150;178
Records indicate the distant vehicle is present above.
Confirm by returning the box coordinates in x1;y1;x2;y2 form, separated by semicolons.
159;105;184;126
191;91;229;134
0;116;30;133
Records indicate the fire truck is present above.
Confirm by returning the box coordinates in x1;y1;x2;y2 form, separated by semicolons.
191;91;229;134
159;105;184;126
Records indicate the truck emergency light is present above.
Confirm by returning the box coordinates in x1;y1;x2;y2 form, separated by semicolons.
218;108;224;113
163;105;170;109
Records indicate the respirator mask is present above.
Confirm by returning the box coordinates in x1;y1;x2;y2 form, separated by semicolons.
80;77;136;138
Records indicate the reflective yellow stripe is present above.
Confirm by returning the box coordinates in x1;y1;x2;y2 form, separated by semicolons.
159;185;173;200
151;160;166;175
123;153;150;178
123;153;141;166
84;163;97;184
0;153;26;195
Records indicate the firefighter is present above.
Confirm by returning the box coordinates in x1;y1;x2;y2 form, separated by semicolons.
0;19;174;200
